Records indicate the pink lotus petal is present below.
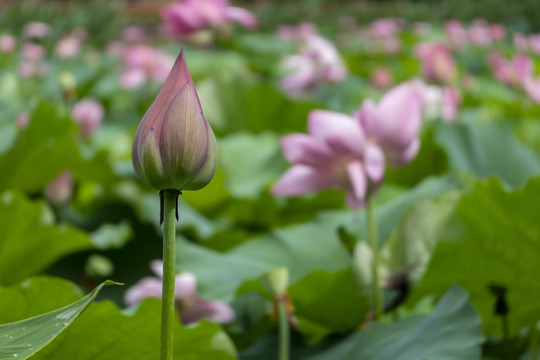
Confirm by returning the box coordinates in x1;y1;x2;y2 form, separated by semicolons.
308;110;364;156
281;134;335;166
364;144;386;181
395;138;420;167
524;78;540;104
271;165;337;197
226;7;258;29
71;98;104;138
441;87;461;123
120;68;147;89
345;190;365;209
180;298;235;325
124;277;163;306
150;260;164;278
346;160;367;203
175;272;197;299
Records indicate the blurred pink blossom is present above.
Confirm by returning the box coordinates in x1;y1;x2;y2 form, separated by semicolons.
125;260;235;325
55;35;82;59
15;112;29;129
121;45;174;87
160;0;257;36
281;34;346;97
468;19;492;46
445;20;468;48
524;78;540;104
18;61;49;78
277;22;317;41
45;170;73;207
529;34;540;55
71;98;104;138
22;22;50;39
416;42;456;83
21;43;45;61
369;18;403;38
122;26;145;43
273;81;423;208
490;24;506;41
370;67;393;89
120;68;147;89
489;52;533;87
441;87;461;123
513;33;529;52
0;35;16;53
354;80;424;168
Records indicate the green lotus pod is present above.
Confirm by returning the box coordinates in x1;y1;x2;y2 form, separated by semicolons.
132;49;217;191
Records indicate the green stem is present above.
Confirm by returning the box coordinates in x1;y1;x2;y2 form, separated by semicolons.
367;200;383;319
161;190;178;360
277;299;290;360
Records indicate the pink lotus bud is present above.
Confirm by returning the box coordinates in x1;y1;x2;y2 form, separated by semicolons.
71;99;104;138
416;42;456;83
131;49;217;191
0;35;16;53
441;87;461;123
45;170;73;207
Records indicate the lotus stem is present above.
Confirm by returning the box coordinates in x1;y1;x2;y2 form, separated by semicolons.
367;200;383;319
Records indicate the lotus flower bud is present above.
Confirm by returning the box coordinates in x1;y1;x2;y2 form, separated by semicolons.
131;49;217;191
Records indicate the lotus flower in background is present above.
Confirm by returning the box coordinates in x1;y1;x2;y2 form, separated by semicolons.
416;42;456;84
281;34;346;97
529;34;540;55
489;52;533;87
277;22;317;41
160;0;257;37
0;35;16;53
420;84;461;123
125;260;235;325
445;20;469;48
22;21;50;39
120;45;175;89
71;98;104;138
354;80;424;167
273;81;423;208
370;67;394;89
524;78;540;104
45;170;73;207
131;49;217;192
514;33;529;52
21;43;45;61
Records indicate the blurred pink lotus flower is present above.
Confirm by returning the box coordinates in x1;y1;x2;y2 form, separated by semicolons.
125;260;235;325
120;68;147;89
45;170;73;207
122;26;145;43
445;20;468;48
419;84;461;123
121;45;174;88
490;24;506;41
281;34;346;97
18;61;49;78
0;35;16;52
22;22;50;39
160;0;257;36
513;33;529;52
416;42;456;83
277;22;317;41
55;35;82;59
370;67;393;89
21;43;45;61
105;41;125;57
71;99;104;138
354;80;424;167
529;34;540;55
524;78;540;104
273;81;423;208
489;52;533;87
15;112;29;129
369;18;402;38
468;19;492;46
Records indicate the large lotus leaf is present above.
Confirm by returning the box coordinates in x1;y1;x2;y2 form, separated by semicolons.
0;191;93;286
409;177;540;336
435;121;540;189
177;175;460;302
307;285;484;360
0;280;115;360
288;269;370;344
30;299;236;360
0;103;117;194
